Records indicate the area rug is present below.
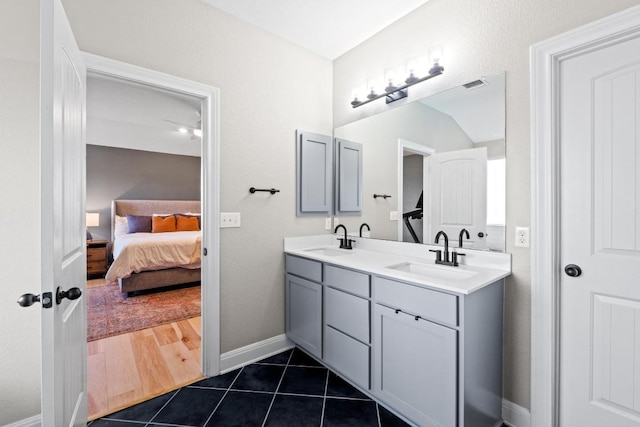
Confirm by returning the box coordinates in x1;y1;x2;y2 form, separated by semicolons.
87;282;201;342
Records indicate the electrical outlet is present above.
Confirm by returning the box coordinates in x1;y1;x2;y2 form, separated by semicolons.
220;212;241;228
325;217;332;230
390;211;399;221
515;226;530;247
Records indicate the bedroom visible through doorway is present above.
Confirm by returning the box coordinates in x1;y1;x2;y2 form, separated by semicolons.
84;69;209;420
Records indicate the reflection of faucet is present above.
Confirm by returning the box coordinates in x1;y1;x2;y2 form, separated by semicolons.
334;225;355;249
430;230;465;267
359;223;370;237
459;228;470;248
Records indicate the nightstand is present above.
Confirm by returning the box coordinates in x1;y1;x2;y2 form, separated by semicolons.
87;240;108;277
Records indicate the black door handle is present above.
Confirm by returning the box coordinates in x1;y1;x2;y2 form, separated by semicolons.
564;264;582;277
56;286;82;304
17;292;53;308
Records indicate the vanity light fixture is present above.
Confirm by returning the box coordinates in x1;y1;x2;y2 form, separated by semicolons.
350;59;445;108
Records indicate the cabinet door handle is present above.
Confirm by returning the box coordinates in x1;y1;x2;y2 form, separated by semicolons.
395;309;401;314
414;315;421;321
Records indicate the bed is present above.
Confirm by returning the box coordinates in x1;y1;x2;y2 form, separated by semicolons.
107;199;202;295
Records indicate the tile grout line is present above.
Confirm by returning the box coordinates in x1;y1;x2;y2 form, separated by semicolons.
320;368;330;427
100;389;180;425
260;349;295;427
201;365;245;426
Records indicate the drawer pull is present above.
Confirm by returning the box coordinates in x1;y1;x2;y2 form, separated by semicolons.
395;309;401;314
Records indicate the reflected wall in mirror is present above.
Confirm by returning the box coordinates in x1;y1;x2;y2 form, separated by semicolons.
334;72;506;252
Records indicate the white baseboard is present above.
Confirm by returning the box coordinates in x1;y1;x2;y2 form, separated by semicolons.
4;414;41;427
503;399;531;427
219;334;294;373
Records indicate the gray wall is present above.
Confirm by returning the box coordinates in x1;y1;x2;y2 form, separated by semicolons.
62;0;334;359
333;0;640;410
0;0;41;423
86;145;201;241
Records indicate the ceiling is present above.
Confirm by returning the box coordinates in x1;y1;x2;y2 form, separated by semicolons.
200;0;430;60
420;73;506;143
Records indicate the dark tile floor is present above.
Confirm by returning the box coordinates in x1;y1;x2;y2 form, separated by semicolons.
89;347;412;427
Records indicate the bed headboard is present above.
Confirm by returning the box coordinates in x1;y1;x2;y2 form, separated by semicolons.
111;199;201;242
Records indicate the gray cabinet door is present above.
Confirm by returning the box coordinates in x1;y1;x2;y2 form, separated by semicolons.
335;138;363;214
296;130;333;215
373;304;457;427
286;274;322;358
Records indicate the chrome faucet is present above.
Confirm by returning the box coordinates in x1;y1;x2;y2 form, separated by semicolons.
359;223;370;237
430;230;465;267
334;224;355;249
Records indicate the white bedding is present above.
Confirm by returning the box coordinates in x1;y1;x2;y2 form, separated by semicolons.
105;231;201;284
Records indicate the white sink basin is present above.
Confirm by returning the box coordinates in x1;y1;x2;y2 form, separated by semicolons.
386;262;477;281
304;247;353;257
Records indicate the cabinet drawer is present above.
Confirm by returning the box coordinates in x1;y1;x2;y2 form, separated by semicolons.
325;287;369;343
374;277;457;326
87;248;106;261
324;326;370;389
286;255;322;282
87;261;105;274
325;265;369;297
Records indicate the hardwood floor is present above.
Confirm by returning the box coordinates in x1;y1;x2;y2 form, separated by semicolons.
86;279;203;421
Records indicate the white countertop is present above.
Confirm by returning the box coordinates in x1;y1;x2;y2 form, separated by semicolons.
284;235;511;295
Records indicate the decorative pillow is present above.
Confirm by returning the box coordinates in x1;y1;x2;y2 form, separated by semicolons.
126;214;152;233
152;215;176;233
114;215;128;238
176;214;200;231
180;213;202;228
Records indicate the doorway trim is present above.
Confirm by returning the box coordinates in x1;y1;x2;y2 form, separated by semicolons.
83;53;221;376
530;5;640;427
397;139;435;242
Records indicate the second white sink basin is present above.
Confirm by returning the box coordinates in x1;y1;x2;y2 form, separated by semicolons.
386;262;477;281
304;247;353;257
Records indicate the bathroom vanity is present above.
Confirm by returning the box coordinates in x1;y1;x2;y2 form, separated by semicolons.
284;235;511;427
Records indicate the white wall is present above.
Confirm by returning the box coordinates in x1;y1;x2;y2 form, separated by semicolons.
62;0;334;355
0;0;42;424
333;0;640;409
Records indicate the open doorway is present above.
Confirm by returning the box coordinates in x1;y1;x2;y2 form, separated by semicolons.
82;55;220;420
397;139;434;243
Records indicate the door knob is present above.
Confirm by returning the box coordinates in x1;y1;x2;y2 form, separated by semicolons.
17;292;53;308
56;286;82;305
564;264;582;277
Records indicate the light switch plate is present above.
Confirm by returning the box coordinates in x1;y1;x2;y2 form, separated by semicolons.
220;212;241;228
325;217;332;230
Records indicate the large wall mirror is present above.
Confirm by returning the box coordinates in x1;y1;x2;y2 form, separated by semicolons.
335;72;506;252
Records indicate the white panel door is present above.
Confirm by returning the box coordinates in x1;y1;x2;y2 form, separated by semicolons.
559;31;640;426
41;0;87;425
426;147;487;248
